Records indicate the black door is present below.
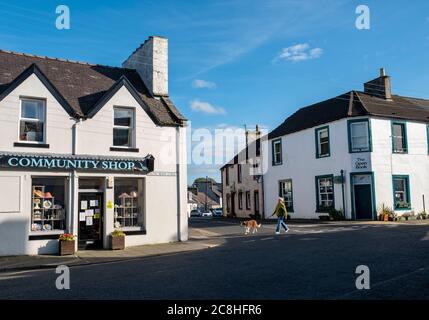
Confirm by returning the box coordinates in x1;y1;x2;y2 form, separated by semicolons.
354;185;373;220
78;193;103;249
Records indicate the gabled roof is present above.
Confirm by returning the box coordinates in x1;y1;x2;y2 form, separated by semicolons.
0;50;186;126
269;90;429;140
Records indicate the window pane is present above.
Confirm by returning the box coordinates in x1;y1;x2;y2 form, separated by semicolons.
20;120;44;142
320;142;329;155
113;128;131;147
22;100;44;120
114;108;133;127
31;177;66;232
351;122;369;151
394;179;405;192
114;178;144;228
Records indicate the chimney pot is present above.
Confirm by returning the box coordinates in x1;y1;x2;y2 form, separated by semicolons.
380;67;385;77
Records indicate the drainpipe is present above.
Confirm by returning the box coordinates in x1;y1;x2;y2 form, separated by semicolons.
70;117;81;238
176;126;182;241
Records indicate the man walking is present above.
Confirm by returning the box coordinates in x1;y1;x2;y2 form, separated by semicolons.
271;197;289;234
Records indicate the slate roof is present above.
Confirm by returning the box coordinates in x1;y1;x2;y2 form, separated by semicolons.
269;90;429;139
0;50;186;126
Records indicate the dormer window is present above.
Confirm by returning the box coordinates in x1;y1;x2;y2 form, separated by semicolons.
113;107;135;148
19;98;45;143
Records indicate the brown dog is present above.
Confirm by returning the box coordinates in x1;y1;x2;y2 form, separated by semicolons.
240;220;262;235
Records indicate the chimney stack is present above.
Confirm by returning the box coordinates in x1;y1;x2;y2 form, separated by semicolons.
122;36;168;96
363;67;392;100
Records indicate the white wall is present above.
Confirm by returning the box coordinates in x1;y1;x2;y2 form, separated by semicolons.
371;117;429;214
264;117;368;220
0;74;74;153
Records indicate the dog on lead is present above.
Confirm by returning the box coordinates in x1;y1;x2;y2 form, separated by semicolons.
241;220;262;235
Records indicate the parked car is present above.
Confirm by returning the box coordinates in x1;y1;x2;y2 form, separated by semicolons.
190;209;202;217
212;208;223;217
201;210;212;217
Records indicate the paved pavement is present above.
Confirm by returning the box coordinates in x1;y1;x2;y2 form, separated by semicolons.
0;218;428;299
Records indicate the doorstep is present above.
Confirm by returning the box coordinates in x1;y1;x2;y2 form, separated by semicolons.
0;240;220;273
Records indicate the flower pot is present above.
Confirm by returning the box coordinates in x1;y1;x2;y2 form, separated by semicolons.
110;235;125;250
383;214;389;222
59;240;75;256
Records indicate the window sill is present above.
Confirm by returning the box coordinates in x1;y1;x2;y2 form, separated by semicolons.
110;147;140;153
123;229;147;236
29;231;64;240
14;142;50;148
316;154;330;159
272;162;283;166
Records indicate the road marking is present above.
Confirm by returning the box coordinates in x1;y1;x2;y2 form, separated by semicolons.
242;240;256;243
261;237;274;241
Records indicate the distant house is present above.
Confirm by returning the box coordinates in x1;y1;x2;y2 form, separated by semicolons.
220;126;264;218
187;179;223;213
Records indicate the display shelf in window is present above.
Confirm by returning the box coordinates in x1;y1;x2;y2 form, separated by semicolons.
31;185;65;232
114;192;140;228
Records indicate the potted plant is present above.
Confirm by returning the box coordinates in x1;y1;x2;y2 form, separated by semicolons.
58;233;76;256
110;229;126;250
401;212;410;221
378;203;394;222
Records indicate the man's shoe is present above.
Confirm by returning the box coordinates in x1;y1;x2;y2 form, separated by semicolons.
275;231;280;235
285;229;290;233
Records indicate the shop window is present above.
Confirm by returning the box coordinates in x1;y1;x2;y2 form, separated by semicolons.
279;179;294;212
31;177;67;232
114;178;144;229
393;175;411;210
316;175;334;212
315;126;330;158
20;99;45;142
113;107;135;147
392;121;408;153
348;119;371;153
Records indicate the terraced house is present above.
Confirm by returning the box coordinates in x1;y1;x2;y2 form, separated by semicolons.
264;69;429;220
0;36;188;256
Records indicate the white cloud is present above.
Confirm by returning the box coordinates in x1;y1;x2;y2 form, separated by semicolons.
192;79;217;89
190;99;226;115
274;43;323;63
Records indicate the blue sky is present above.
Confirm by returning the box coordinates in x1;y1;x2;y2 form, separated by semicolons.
1;0;428;183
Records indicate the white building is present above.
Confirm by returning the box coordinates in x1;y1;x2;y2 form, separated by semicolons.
0;36;188;256
264;69;429;220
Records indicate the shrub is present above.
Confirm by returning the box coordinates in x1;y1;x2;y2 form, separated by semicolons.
377;203;395;220
110;229;126;237
327;207;344;221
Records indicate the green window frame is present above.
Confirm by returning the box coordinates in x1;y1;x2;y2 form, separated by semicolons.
272;138;282;166
279;179;294;212
392;175;411;210
315;126;330;158
391;121;408;154
315;174;335;212
347;118;372;153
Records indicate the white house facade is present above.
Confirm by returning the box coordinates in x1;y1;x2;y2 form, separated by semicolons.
264;69;429;220
0;36;188;256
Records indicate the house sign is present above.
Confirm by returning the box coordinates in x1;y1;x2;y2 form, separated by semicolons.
352;154;371;171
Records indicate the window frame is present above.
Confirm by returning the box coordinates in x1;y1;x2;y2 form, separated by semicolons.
237;164;242;183
113;106;136;148
315;174;335;212
315;125;330;158
392;175;411;210
245;191;251;210
347;118;372;153
19;98;46;144
279;179;294;212
113;177;145;231
391;121;408;154
272;138;283;166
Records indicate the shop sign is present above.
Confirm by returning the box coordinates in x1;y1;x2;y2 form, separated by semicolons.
352;155;371;171
0;154;154;173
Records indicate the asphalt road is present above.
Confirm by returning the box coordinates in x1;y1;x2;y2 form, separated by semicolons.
1;219;429;299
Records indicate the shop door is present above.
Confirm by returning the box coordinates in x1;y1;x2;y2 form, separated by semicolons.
354;184;373;220
78;193;103;249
